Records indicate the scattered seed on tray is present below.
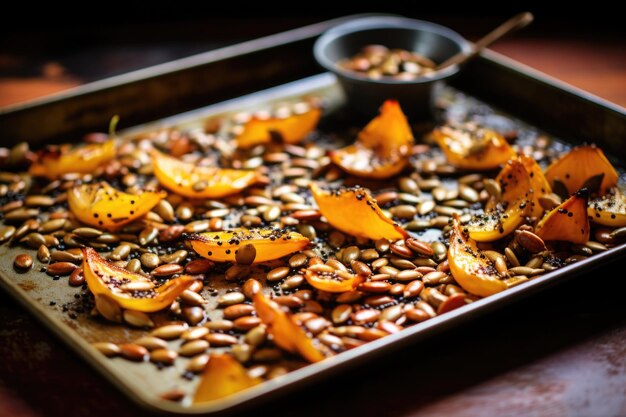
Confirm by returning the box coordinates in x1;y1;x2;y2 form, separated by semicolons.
0;90;624;404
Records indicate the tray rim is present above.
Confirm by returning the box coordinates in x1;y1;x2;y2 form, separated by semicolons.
1;14;626;415
479;49;626;114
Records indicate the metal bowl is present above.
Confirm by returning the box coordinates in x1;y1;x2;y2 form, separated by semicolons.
313;16;471;119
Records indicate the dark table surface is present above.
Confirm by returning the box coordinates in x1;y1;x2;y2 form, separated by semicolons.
1;15;625;417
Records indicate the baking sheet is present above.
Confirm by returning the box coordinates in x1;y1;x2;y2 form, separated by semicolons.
1;15;626;415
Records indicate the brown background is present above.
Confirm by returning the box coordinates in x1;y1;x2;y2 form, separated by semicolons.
1;10;625;417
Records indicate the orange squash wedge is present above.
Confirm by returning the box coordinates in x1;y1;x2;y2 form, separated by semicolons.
487;158;534;208
151;150;257;198
193;353;261;403
448;214;507;297
535;189;590;244
309;183;408;241
468;159;532;242
68;181;165;231
466;203;529;242
186;228;309;263
29;139;116;179
235;107;321;148
518;154;552;217
329;100;413;179
588;191;626;227
432;125;515;171
82;247;196;313
544;145;618;195
253;291;325;363
304;268;365;293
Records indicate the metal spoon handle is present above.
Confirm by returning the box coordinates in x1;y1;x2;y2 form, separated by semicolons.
437;12;534;71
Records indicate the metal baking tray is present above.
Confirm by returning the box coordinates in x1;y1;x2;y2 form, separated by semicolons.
1;14;626;415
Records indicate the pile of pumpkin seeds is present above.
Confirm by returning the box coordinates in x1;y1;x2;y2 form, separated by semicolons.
1;95;625;404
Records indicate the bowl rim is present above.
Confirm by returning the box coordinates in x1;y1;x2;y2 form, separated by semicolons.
313;15;472;85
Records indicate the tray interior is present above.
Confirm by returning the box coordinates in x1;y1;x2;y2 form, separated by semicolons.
2;71;626;415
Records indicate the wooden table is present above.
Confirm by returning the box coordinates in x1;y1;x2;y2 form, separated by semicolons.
1;17;625;417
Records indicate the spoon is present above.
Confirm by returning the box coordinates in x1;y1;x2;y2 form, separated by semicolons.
437;12;534;71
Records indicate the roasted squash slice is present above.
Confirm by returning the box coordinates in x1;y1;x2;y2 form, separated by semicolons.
82;247;196;313
151;150;257;198
235;107;321;148
468;159;532;241
193;353;261;403
186;228;309;263
304;268;365;293
535;189;590;244
329;100;413;179
68;181;165;231
309;183;408;241
466;203;530;242
518;154;552;217
29;140;116;179
588;190;626;227
254;291;325;363
544;145;618;195
432;125;515;171
448;214;507;297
